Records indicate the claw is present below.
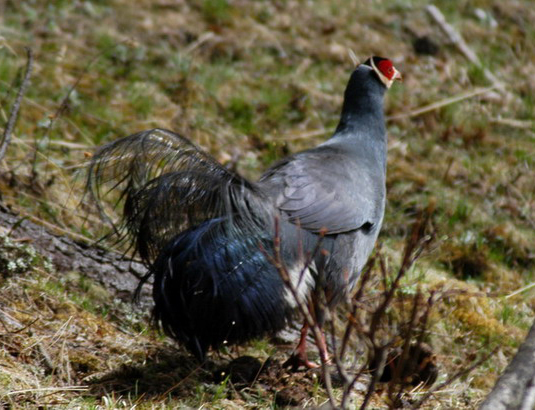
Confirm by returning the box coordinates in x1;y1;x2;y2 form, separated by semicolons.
283;321;330;371
283;352;319;370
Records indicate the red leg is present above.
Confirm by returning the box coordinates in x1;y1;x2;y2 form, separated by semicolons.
283;321;318;370
283;320;330;370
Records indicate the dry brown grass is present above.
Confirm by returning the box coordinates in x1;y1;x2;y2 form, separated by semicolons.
1;0;534;407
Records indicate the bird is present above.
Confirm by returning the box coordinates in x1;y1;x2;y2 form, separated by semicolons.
86;56;401;368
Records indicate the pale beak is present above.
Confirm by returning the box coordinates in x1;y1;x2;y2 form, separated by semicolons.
393;67;402;82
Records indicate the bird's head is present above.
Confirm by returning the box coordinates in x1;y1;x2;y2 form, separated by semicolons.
363;56;402;89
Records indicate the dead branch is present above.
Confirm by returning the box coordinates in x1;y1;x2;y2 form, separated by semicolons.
479;321;535;410
489;117;535;130
426;5;507;95
387;86;497;121
410;347;497;409
0;205;151;309
30;39;131;179
0;47;33;165
262;217;337;406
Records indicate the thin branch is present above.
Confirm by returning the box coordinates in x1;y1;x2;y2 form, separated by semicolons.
480;321;535;410
505;282;535;300
387;86;497;121
410;346;498;409
262;217;337;406
490;117;535;130
6;386;89;395
30;39;131;179
426;5;507;94
0;47;33;164
360;347;386;410
339;257;375;358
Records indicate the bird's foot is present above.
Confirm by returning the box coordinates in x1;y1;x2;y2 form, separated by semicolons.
283;352;320;371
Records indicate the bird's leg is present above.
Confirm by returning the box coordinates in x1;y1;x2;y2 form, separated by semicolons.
283;321;318;370
284;320;330;370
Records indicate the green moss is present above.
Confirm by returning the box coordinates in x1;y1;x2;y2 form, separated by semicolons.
448;199;473;226
1;0;535;407
201;0;232;25
225;96;255;135
467;62;488;87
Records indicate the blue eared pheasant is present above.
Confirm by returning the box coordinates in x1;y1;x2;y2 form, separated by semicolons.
87;56;401;367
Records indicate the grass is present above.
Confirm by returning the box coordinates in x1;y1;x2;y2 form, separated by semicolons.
0;0;534;408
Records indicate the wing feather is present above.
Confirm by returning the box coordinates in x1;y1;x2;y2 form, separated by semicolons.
260;148;384;234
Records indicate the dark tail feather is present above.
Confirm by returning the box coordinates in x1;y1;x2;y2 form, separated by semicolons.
86;128;290;359
150;218;291;361
85;128;269;264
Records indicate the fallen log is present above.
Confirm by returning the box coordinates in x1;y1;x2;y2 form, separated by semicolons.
0;204;152;308
479;321;535;410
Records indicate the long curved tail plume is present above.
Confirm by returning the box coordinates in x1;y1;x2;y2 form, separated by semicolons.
86;128;270;264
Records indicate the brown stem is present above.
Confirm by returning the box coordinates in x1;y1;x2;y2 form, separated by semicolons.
0;47;33;165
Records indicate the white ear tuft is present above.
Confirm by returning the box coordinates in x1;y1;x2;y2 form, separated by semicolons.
347;49;359;66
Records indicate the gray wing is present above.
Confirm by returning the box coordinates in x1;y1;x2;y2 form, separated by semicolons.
259;149;385;234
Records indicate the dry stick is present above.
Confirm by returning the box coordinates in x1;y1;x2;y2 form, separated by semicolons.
363;214;434;408
359;347;386;410
505;282;535;300
30;39;131;179
156;362;205;400
341;362;369;409
410;346;498;409
339;271;377;408
328;310;351;387
367;220;420;339
426;5;507;95
480;321;535;410
338;261;378;407
0;47;33;164
264;218;337;406
490;117;535;130
6;386;89;395
285;82;495;132
389;291;422;404
339;257;375;359
359;254;394;410
387;86;497;122
393;289;438;405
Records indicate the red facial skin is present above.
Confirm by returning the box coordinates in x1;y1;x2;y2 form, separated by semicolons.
377;59;396;80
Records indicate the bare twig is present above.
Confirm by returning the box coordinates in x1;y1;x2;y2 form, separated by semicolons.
426;5;480;64
410;346;497;409
388;291;422;402
272;127;330;141
30;39;131;180
367;213;430;339
262;217;337;406
1;317;39;335
505;282;535;300
0;47;33;164
480;321;535;410
156;362;204;399
490;117;535;130
183;31;217;55
339;257;375;359
6;386;88;395
360;347;385;410
426;5;506;94
387;86;497;121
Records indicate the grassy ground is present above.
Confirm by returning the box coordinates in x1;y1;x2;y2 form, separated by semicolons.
1;0;534;408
